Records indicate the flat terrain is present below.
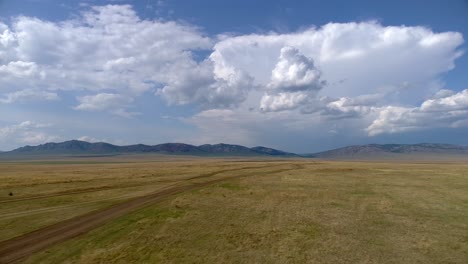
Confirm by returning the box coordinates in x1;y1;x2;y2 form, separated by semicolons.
0;157;467;263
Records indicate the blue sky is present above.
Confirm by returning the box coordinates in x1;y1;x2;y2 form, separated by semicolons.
0;0;467;152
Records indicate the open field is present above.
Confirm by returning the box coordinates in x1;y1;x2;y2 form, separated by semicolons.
0;157;467;263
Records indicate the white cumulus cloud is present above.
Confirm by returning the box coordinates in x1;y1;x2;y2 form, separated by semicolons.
367;89;468;136
157;60;254;109
75;93;138;117
260;46;326;112
0;121;59;147
0;4;211;109
268;46;325;92
210;21;463;106
77;136;106;143
0;89;59;103
421;89;468;112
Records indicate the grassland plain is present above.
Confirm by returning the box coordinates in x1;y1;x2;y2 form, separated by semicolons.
0;156;290;241
1;157;468;263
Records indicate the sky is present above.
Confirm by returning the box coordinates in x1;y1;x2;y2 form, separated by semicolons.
0;0;467;153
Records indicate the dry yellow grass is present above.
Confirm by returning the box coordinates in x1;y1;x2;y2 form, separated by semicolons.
1;157;467;263
0;157;293;241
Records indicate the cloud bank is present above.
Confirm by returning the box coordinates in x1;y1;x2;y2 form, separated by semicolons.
0;4;466;150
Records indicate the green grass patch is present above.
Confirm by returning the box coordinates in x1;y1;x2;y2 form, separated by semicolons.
218;182;244;191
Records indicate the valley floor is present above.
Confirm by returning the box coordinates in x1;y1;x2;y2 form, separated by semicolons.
0;157;467;263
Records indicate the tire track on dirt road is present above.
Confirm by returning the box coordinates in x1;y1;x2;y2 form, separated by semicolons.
0;164;283;204
0;163;299;263
0;164;291;219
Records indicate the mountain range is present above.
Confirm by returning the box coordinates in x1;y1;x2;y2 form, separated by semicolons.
1;141;467;159
309;143;468;159
0;140;297;157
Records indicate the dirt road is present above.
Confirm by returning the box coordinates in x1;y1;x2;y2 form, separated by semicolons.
0;164;297;263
